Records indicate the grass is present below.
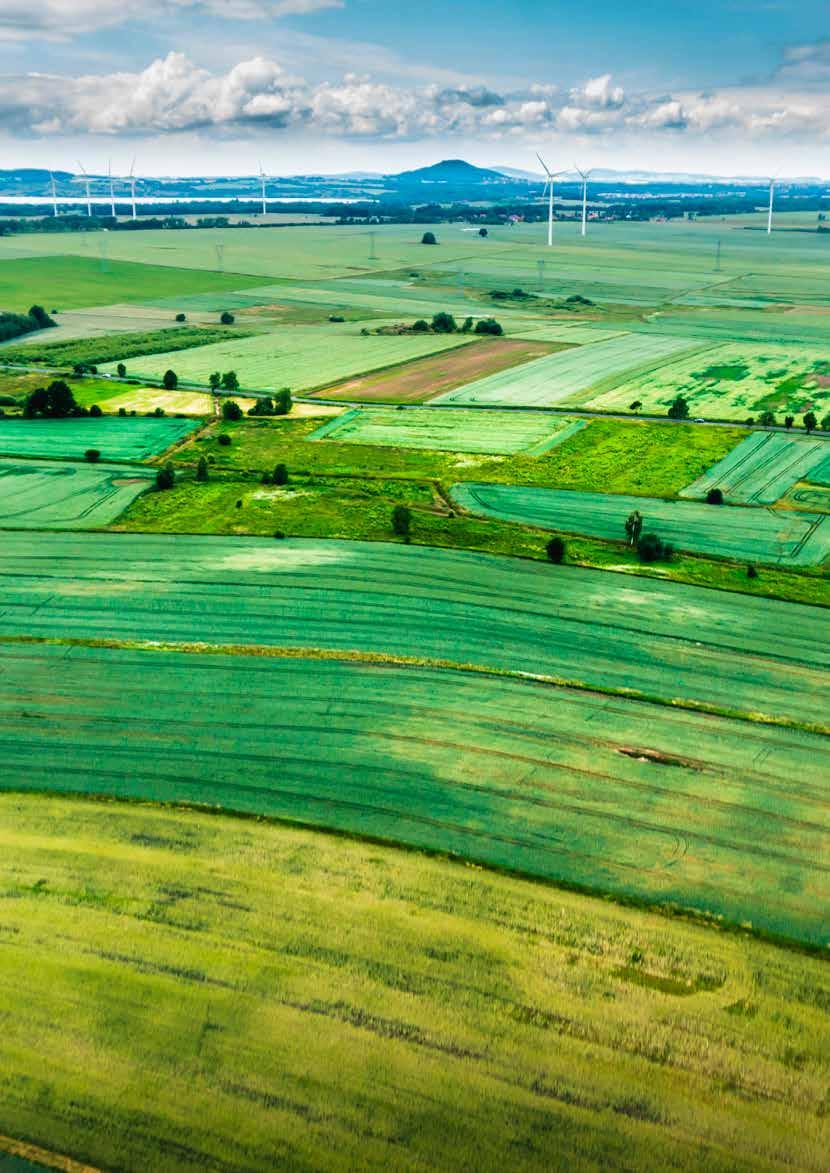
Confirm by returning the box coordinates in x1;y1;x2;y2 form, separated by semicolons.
451;483;830;566
102;322;476;394
309;407;586;455
1;795;827;1172
0;254;255;312
0;326;255;369
0;459;155;528
0;417;198;462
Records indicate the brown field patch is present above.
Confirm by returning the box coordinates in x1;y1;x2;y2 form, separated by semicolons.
310;338;568;403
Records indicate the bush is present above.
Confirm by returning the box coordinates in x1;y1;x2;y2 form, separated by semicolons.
195;456;208;482
116;362;126;378
175;313;186;322
412;319;429;333
156;463;175;490
474;318;503;336
478;227;488;237
629;400;642;412
421;232;437;245
667;395;689;420
546;536;566;564
461;316;473;333
221;371;239;392
784;415;794;429
163;369;178;390
804;411;818;433
392;504;412;540
637;532;674;563
222;399;243;421
706;488;724;505
209;372;222;390
328;315;345;323
747;563;758;579
89;403;102;417
273;530;285;540
236;499;242;509
118;407;127;416
758;410;776;427
431;311;457;334
84;449;100;463
273;463;288;485
28;305;55;329
261;472;272;485
220;311;235;325
821;413;830;431
217;433;232;446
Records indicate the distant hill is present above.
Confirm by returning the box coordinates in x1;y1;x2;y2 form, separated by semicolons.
392;159;514;186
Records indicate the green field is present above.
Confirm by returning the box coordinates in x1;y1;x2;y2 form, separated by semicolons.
452;482;830;566
0;416;197;461
309;407;587;454
0;254;255;312
104;323;476;393
586;341;830;419
0;324;253;369
681;432;830;504
433;334;706;407
2;796;828;1172
0;459;155;528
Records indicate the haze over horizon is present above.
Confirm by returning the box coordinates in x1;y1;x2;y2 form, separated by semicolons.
0;1;828;178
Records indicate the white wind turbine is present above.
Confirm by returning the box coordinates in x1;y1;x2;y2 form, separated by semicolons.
108;159;116;218
536;152;565;247
127;158;138;221
258;162;268;215
76;161;92;217
575;165;593;237
48;171;58;217
767;176;776;235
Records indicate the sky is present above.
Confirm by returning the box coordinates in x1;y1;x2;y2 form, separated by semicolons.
1;0;829;178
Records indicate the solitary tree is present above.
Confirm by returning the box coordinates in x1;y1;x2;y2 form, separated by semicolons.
474;318;503;335
274;388;292;415
392;504;412;540
784;415;794;429
629;400;643;412
758;410;776;427
421;231;437;245
637;532;673;562
624;509;643;547
478;227;488;237
116;362;126;378
412;319;429;333
804;411;818;433
85;449;101;463
156;463;175;490
706;488;724;505
667;394;690;420
222;399;243;421
28;305;54;328
163;369;178;390
221;371;239;392
821;413;830;431
461;316;474;333
175;312;186;322
196;456;208;482
209;371;222;391
220;311;235;325
546;536;566;564
273;463;288;485
89;403;102;417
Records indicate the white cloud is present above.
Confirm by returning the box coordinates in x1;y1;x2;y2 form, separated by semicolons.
0;0;342;40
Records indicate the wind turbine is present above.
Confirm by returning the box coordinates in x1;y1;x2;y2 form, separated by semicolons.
575;165;593;237
536;152;565;247
107;160;116;218
128;158;137;221
48;171;58;217
258;162;268;216
767;176;776;235
76;161;92;217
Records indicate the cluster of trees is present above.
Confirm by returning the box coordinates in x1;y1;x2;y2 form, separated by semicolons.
0;305;55;343
625;509;673;563
210;371;240;393
249;390;292;416
666;396;827;432
24;380;79;417
406;312;503;337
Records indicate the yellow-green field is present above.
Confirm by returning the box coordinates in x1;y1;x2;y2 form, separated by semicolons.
0;795;827;1173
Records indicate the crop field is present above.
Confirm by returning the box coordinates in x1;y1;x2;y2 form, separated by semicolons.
585;341;830;418
433;334;707;407
311;338;561;403
2;532;828;726
309;407;586;455
0;638;828;948
0;459;155;528
105;323;476;393
0;254;255;312
681;432;830;504
0;416;197;461
452;483;830;566
2;796;828;1173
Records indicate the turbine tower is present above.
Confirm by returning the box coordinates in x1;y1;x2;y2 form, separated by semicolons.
128;158;137;221
108;160;116;218
536;152;565;247
48;171;58;217
258;162;268;216
76;161;92;217
575;165;593;237
767;177;776;235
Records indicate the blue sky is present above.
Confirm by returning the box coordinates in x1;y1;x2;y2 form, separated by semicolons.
0;0;828;176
